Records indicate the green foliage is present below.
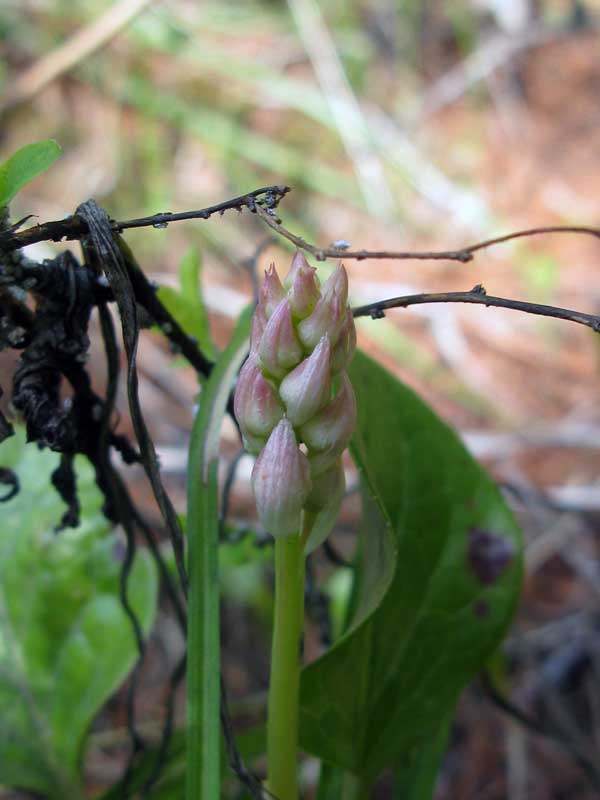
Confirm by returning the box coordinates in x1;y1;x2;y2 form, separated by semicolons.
157;247;217;361
185;307;253;799
0;140;61;209
0;429;158;798
299;350;523;788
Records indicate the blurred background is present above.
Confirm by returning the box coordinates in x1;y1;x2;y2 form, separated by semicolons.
3;0;600;797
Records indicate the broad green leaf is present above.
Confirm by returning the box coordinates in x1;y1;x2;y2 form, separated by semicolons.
157;247;217;361
342;483;395;633
300;350;523;785
0;140;61;209
0;429;158;798
186;306;253;800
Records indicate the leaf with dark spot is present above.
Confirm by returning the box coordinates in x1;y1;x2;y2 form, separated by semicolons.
300;350;523;786
468;527;516;585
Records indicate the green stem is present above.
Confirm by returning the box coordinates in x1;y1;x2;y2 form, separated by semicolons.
266;533;305;800
186;459;220;800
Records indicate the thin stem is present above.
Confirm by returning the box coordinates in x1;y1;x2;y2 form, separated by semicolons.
255;204;600;264
186;460;220;800
0;186;289;251
352;287;600;334
267;534;305;800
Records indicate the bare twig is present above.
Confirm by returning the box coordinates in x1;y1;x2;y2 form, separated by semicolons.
0;186;290;252
4;185;599;270
351;286;600;333
255;204;600;263
0;0;156;114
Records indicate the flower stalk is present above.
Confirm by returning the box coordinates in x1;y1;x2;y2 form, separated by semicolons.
266;532;305;800
233;252;357;795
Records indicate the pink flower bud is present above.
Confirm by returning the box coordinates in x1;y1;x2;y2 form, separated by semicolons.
234;355;284;438
252;418;311;537
249;309;266;355
279;336;332;427
283;250;311;290
287;262;320;320
297;290;345;353
297;266;349;351
258;298;303;379
322;263;349;308
257;263;285;320
301;372;356;474
330;308;357;374
303;459;345;553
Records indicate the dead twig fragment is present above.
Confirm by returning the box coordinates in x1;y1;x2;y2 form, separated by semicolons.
254;203;600;264
0;186;289;252
352;287;600;334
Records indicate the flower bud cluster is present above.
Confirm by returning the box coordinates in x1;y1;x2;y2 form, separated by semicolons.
234;252;356;548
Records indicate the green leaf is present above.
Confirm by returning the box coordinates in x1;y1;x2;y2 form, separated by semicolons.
157;247;217;361
186;306;253;800
0;429;158;798
0;140;61;209
392;715;451;800
300;349;523;786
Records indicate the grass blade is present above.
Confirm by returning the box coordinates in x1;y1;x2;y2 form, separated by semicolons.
186;307;253;799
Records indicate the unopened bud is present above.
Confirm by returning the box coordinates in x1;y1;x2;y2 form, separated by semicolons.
279;335;332;427
242;256;356;545
234;355;284;438
258;298;303;379
283;250;310;290
322;263;349;308
297;265;348;351
303;459;345;553
257;264;285;319
249;310;266;355
300;372;356;473
252;418;311;537
288;262;320;320
330;308;357;374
